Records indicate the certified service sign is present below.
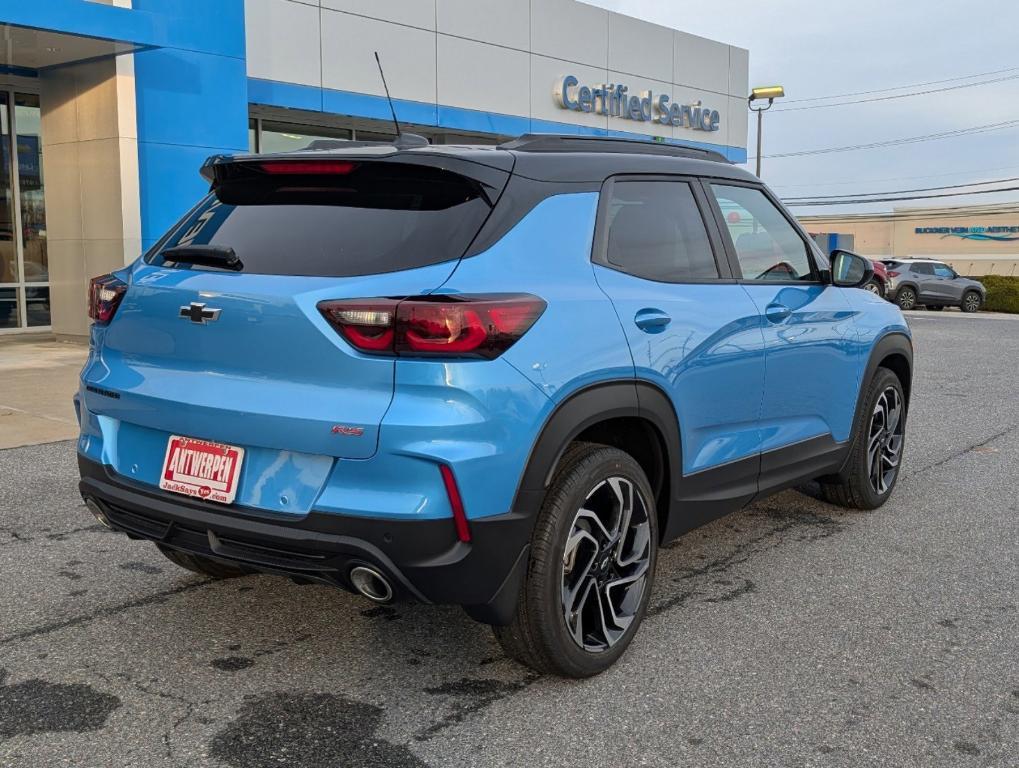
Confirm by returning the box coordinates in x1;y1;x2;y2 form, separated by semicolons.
554;75;721;132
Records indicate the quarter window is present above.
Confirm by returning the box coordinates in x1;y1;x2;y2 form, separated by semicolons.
603;180;719;282
710;184;814;281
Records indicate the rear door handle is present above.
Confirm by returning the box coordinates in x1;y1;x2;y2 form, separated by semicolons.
765;303;791;323
634;308;671;333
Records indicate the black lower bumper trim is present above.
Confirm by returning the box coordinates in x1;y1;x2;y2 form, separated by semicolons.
78;455;532;623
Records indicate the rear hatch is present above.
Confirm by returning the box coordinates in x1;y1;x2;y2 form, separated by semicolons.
83;149;510;508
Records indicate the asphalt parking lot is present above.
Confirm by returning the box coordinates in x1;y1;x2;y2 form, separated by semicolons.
1;310;1017;768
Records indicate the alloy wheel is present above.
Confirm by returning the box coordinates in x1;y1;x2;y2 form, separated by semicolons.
898;290;916;310
561;477;652;652
964;293;981;312
867;387;904;495
864;281;882;295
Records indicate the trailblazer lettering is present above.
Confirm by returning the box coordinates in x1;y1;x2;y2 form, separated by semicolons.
554;75;721;132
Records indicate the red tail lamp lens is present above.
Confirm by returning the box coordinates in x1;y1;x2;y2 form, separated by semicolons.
888;271;900;278
88;274;128;325
259;161;358;175
439;464;471;543
317;295;546;359
401;304;488;353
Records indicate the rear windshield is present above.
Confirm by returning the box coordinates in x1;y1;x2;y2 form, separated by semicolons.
145;162;493;277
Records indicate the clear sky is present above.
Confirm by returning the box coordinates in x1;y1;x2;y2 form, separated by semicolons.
587;0;1019;214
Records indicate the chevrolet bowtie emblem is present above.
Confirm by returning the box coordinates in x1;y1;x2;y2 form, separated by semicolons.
179;302;221;324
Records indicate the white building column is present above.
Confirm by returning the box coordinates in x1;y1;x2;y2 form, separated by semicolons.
39;53;140;339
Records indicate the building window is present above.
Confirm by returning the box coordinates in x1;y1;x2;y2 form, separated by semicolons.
0;90;49;331
257;121;353;153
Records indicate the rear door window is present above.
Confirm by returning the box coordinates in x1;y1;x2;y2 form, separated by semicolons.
912;263;934;275
146;162;495;277
601;180;721;282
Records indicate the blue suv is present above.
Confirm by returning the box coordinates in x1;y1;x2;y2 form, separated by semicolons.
76;135;912;677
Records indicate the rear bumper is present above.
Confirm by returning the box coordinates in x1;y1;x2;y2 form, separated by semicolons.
78;454;531;624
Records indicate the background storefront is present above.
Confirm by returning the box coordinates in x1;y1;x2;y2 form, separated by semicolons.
0;0;749;338
801;203;1019;276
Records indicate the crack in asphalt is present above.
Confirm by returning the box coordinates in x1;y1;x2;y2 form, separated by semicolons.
0;579;214;648
649;506;845;617
414;675;542;742
902;422;1018;479
0;521;110;549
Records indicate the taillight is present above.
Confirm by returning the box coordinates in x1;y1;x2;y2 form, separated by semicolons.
321;299;397;351
888;271;900;278
88;274;128;325
318;295;546;359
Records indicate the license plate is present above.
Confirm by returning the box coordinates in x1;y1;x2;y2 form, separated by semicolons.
160;435;244;504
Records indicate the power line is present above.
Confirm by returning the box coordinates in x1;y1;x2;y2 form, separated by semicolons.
796;206;1019;224
787;185;1019;206
772;163;1019;190
783;176;1019;201
755;119;1019;160
795;203;1019;218
773;73;1019;112
781;65;1019;104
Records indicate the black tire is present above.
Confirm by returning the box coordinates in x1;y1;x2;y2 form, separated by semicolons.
156;544;253;579
819;368;906;510
862;279;884;298
493;443;658;678
961;291;982;313
896;287;917;310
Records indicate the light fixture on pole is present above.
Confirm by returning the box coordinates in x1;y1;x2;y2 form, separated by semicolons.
748;85;785;178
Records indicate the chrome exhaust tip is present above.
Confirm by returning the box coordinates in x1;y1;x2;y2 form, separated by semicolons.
84;497;113;529
349;565;394;603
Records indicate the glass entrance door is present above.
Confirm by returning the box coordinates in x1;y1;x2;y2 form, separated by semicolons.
0;90;49;332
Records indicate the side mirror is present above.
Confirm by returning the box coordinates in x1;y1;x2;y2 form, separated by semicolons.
830;249;874;289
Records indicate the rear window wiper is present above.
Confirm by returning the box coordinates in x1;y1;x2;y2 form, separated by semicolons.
160;245;243;272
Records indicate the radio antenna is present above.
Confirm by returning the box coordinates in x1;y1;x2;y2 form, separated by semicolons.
374;51;402;139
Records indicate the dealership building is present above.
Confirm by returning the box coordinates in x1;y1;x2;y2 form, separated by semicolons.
0;0;749;338
801;203;1019;276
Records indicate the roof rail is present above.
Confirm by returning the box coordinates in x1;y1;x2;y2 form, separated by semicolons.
500;133;730;163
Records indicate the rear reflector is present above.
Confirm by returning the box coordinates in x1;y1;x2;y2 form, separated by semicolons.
439;464;471;543
88;274;128;325
258;160;357;175
317;294;546;359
